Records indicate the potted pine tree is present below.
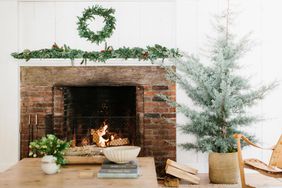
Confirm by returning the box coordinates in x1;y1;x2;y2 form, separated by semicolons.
161;8;276;184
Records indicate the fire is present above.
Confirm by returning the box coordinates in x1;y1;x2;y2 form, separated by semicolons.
91;120;109;147
90;120;129;147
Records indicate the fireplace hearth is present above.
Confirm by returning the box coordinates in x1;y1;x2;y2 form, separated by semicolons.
20;66;176;176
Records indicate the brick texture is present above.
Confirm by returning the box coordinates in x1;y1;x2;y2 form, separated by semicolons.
20;66;176;177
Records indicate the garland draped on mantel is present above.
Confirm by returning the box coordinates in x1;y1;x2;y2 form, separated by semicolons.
12;43;181;63
12;5;181;63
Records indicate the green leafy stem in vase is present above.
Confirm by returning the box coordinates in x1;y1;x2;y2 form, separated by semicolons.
29;134;71;165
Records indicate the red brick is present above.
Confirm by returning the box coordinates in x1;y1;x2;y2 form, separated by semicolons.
152;85;169;90
20;66;176;177
169;107;176;112
161;114;176;118
169;85;176;90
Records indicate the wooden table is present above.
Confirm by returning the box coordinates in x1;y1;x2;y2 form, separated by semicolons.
0;157;158;188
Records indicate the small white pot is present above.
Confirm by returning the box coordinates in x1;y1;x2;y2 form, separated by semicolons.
41;155;60;175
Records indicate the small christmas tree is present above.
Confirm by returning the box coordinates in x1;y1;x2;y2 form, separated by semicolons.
163;10;276;153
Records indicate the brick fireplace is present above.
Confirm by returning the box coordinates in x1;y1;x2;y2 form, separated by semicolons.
20;66;176;176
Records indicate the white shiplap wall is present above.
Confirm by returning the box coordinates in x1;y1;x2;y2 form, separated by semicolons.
0;0;282;172
18;1;176;51
0;0;19;172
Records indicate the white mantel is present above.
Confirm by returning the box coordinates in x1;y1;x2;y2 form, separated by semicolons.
16;59;165;67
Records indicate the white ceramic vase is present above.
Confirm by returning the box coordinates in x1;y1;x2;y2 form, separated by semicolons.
41;155;60;175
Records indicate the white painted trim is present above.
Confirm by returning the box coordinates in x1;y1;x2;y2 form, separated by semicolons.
172;0;177;48
0;164;9;173
18;0;175;3
15;58;171;66
16;0;21;163
0;162;17;173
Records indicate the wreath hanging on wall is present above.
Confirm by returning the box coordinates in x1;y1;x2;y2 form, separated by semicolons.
11;5;181;63
77;5;116;44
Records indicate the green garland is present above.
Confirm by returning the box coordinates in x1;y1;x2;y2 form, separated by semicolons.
77;5;116;44
12;5;182;63
11;43;181;63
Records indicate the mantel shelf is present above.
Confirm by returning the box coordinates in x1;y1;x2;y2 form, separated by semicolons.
15;58;170;67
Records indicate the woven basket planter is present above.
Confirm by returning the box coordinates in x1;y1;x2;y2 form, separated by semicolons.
209;152;239;184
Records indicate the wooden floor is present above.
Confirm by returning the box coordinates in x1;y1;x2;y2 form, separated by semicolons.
159;173;282;188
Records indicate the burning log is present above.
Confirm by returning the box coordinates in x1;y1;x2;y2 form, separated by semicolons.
108;138;129;146
81;137;90;146
91;121;109;147
90;120;130;147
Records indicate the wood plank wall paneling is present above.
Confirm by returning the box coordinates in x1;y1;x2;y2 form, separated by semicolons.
1;0;282;173
18;1;176;51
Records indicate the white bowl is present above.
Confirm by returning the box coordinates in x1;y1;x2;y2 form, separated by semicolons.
103;146;141;164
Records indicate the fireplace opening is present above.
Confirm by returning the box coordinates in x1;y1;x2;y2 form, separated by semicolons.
50;86;138;148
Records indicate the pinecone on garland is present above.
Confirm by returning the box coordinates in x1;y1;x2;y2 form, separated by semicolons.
52;42;60;49
100;46;114;53
107;46;114;51
142;51;149;59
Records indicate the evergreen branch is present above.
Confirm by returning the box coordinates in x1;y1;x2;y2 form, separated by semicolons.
239;81;278;106
11;44;181;63
180;143;200;151
227;115;258;127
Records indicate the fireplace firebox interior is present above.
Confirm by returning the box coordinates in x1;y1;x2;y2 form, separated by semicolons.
49;86;138;147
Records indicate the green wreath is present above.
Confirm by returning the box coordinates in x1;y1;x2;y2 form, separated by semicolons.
77;5;116;45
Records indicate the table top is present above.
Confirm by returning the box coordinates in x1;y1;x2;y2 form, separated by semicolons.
0;157;158;188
